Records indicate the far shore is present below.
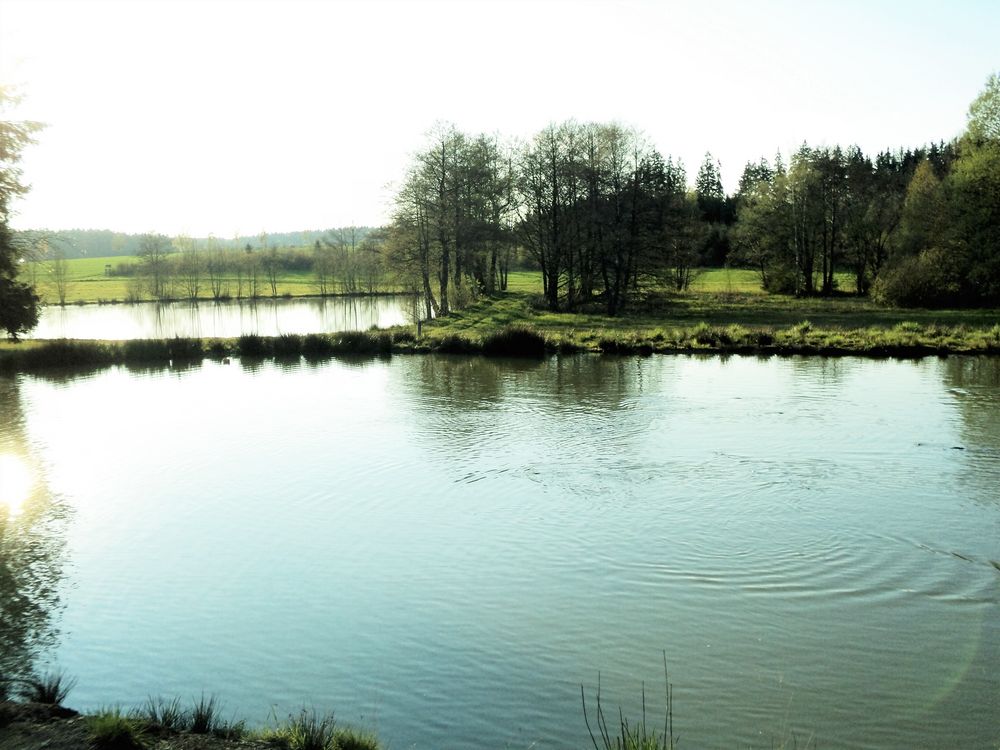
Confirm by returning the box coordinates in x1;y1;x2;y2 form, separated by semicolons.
4;287;1000;372
2;320;999;374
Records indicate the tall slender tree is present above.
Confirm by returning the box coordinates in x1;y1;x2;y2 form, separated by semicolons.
0;86;43;338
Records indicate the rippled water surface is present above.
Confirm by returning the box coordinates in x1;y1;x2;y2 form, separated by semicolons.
1;355;998;749
28;296;414;339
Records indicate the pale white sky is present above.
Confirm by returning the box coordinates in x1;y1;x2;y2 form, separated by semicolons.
1;0;998;237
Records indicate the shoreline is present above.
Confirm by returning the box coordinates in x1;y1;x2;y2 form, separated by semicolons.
2;320;1000;374
4;290;1000;372
0;699;380;750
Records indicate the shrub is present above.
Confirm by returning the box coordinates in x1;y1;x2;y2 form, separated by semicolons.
334;330;393;354
598;336;633;354
87;708;147;750
392;329;416;344
141;696;185;731
450;281;479;310
748;330;775;347
238;334;268;357
9;340;115;370
368;331;393;354
263;710;380;750
302;333;335;355
18;670;77;705
273;334;303;357
872;247;964;307
481;325;547;358
434;333;477;354
190;693;218;734
792;320;813;338
168;337;203;361
122;339;171;362
213;717;247;740
333;726;380;750
291;711;337;750
206;339;231;357
762;265;799;295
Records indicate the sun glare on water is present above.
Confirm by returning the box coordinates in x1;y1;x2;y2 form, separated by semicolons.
0;454;34;518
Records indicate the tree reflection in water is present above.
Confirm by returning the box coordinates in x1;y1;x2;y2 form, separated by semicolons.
0;375;71;690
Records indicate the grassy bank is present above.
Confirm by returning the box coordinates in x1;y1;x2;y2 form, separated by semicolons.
414;290;1000;356
3;317;1000;375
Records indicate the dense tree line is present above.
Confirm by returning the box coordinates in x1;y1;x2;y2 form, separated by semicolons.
732;74;1000;307
730;143;952;297
13;227;377;260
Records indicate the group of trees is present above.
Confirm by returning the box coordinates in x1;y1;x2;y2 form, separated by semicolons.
386;127;517;318
730;142;957;297
387;122;724;316
516;123;703;315
731;74;1000;307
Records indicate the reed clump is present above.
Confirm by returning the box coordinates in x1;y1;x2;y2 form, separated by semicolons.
87;707;148;750
332;330;394;355
260;709;380;750
480;324;548;358
15;670;77;705
582;656;675;750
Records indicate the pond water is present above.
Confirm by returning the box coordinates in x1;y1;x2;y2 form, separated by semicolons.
27;296;417;339
1;355;998;749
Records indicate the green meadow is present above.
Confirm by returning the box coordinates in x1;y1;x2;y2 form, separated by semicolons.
27;259;842;306
23;255;371;304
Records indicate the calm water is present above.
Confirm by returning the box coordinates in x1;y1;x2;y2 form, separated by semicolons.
27;296;416;339
1;355;998;749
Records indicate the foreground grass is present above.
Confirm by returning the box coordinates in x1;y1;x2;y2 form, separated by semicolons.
82;700;378;750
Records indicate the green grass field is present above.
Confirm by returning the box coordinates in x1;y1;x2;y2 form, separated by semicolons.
504;268;859;296
22;255;391;304
26;257;857;306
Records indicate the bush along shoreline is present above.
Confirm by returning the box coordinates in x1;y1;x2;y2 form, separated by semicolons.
2;319;1000;373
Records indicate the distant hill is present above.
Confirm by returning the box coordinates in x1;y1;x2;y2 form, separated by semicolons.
15;227;378;259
